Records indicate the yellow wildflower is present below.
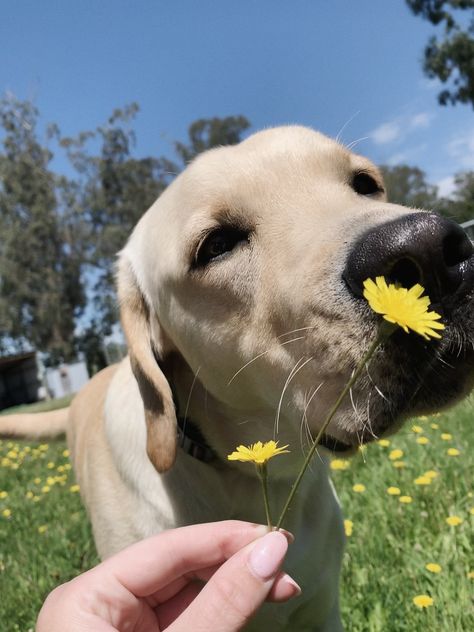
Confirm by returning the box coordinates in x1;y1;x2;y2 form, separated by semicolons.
0;491;8;499
426;563;442;574
62;449;70;457
414;476;431;485
363;276;445;339
416;436;429;445
441;433;452;441
227;441;290;465
344;519;353;537
413;595;434;608
446;516;463;526
47;462;55;469
330;459;350;470
2;509;11;518
447;448;460;456
387;486;401;495
399;495;413;504
393;461;405;468
468;571;474;580
41;485;50;493
25;491;34;499
33;477;41;485
430;423;439;429
352;484;366;493
469;507;474;515
423;470;438;479
378;439;390;447
38;525;48;534
411;425;423;433
389;449;404;460
69;484;80;493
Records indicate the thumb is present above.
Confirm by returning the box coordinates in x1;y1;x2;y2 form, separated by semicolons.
168;531;298;632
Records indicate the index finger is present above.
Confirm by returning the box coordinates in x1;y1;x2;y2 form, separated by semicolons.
93;520;269;597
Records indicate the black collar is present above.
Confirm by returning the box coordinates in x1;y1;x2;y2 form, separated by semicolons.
177;416;217;463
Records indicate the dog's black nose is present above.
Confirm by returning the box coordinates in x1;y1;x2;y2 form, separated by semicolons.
343;212;473;301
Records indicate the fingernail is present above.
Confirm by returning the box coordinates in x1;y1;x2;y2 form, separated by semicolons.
278;528;295;544
282;574;302;597
248;531;288;580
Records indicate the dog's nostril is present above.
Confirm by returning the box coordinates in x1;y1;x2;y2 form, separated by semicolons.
386;258;422;289
442;230;473;268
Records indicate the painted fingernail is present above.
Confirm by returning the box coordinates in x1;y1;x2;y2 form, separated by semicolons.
248;531;288;580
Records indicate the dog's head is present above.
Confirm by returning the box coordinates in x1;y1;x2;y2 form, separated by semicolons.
118;126;474;472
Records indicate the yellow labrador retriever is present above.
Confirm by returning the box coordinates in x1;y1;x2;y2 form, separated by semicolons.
3;126;474;631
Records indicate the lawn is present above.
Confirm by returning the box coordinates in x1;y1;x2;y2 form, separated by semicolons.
0;399;472;631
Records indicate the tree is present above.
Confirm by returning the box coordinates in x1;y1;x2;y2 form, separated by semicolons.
380;164;439;208
439;171;474;222
406;0;474;107
175;115;251;164
0;96;86;363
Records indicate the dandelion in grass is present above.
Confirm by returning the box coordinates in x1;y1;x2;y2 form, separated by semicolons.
0;491;8;499
330;459;350;470
387;486;401;496
2;508;11;518
423;470;438;479
69;484;80;493
416;436;429;445
41;485;50;493
413;595;434;609
446;516;463;526
363;276;445;339
344;519;353;537
399;495;413;504
469;507;474;515
393;461;406;468
426;563;442;574
430;422;439;429
352;484;366;493
468;571;474;580
38;525;48;534
447;448;460;456
441;433;452;441
414;476;431;486
411;425;423;434
389;449;404;460
228;441;290;529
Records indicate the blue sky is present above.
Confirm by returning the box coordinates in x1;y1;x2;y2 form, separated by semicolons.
2;0;474;197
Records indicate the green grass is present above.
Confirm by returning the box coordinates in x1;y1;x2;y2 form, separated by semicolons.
0;400;472;631
0;395;74;416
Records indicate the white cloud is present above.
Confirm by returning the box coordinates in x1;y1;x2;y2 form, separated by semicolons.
409;112;434;130
436;175;456;198
447;129;474;169
370;120;401;145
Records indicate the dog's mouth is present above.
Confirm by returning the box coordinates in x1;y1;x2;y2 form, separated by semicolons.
317;433;353;453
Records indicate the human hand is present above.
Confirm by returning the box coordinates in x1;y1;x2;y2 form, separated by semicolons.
36;520;300;631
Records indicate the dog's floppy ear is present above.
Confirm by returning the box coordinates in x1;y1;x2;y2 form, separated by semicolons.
117;255;177;472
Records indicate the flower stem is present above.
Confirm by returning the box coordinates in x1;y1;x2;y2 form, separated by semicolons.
276;328;390;530
258;464;273;530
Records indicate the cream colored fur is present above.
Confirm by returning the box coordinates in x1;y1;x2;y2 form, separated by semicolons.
4;126;470;631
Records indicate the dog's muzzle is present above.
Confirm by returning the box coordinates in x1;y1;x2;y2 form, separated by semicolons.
342;212;474;303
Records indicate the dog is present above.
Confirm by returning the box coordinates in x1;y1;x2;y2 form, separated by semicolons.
3;126;474;630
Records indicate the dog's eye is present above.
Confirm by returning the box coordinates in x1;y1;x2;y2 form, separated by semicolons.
352;172;383;197
194;227;249;267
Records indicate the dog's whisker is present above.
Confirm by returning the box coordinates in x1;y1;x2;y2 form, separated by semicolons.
335;110;361;144
227;336;306;386
365;365;389;402
346;136;370;150
277;326;315;339
180;366;201;442
274;356;314;438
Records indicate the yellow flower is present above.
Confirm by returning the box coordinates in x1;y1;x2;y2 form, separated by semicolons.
330;459;350;470
25;491;34;499
389;449;404;460
33;477;41;485
426;563;442;574
423;470;438;479
430;423;439;429
41;485;50;493
447;448;460;456
469;507;474;515
0;491;8;499
414;476;431;486
393;461;406;468
344;519;353;537
2;508;11;518
47;462;55;469
399;495;413;503
69;484;80;493
387;486;401;495
446;516;463;526
468;571;474;580
377;439;390;447
411;425;423;433
62;449;70;457
441;433;452;441
352;484;366;493
38;525;48;534
227;441;290;465
413;595;434;608
363;276;445;340
416;436;429;445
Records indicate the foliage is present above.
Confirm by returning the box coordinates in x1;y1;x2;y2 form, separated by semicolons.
406;0;474;107
0;96;86;363
0;400;472;630
380;164;439;208
440;171;474;222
